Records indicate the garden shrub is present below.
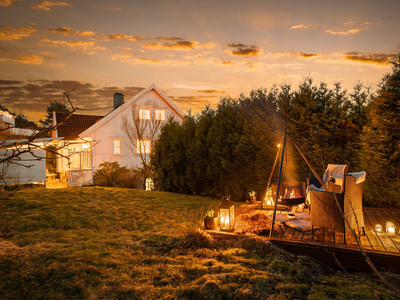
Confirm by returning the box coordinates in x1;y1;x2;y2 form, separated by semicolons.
93;162;143;188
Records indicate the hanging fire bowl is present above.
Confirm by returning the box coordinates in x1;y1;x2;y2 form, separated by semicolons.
271;181;306;206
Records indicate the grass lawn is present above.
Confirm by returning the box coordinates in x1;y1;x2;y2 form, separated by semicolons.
0;186;399;299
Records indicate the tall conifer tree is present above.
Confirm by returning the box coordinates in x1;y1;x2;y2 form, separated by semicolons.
361;52;400;207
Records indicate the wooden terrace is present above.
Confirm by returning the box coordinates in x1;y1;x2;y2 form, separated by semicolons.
207;202;400;273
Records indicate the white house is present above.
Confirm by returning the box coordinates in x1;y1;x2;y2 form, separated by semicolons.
0;109;44;186
79;83;185;173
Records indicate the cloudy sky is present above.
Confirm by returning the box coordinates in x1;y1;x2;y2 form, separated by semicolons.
0;0;399;123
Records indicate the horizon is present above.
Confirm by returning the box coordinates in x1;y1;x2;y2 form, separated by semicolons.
1;0;399;123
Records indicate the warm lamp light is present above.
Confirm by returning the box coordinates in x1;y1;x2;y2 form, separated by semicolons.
375;223;383;233
219;196;234;231
386;221;396;236
265;187;274;206
277;144;281;148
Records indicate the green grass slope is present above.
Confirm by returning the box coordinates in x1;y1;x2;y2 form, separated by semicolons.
0;186;398;299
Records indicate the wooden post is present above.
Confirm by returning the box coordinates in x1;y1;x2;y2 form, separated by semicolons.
269;132;287;237
287;132;326;190
261;136;284;206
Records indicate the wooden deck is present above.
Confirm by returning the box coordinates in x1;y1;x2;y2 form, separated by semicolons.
207;202;400;273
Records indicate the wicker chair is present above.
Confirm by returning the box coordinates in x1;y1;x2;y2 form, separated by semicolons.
310;172;366;244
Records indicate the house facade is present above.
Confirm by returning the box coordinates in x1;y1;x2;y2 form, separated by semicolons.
52;113;103;186
79;83;185;173
0;109;44;186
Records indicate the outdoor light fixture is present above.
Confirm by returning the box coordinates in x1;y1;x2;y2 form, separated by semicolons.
375;223;383;233
386;221;396;236
219;196;234;231
265;187;274;206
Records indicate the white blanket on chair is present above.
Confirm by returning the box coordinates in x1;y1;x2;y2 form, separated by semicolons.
348;171;366;184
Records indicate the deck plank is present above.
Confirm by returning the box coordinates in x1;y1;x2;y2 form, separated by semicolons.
372;209;400;252
363;210;386;251
235;203;254;216
282;227;295;239
311;227;324;243
365;210;398;253
291;229;304;241
301;227;314;242
324;229;336;245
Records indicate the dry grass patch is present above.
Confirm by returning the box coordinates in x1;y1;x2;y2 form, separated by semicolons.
0;186;398;299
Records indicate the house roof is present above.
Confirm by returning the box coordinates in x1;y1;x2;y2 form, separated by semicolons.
79;83;185;138
54;113;103;140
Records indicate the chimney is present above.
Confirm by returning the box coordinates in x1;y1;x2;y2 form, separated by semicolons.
113;92;124;109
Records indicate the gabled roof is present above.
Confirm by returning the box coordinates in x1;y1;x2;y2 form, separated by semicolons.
79;83;185;137
54;113;103;140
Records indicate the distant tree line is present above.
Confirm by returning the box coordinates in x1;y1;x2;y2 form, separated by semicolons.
152;52;400;207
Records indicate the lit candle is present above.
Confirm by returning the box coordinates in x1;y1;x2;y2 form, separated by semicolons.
375;224;383;233
386;221;396;236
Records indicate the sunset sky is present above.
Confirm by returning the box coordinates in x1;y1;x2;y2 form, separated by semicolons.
1;0;399;123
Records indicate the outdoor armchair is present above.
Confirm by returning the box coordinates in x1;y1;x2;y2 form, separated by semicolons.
310;172;366;244
308;164;348;193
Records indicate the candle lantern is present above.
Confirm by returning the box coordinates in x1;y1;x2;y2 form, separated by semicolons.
386;221;396;236
375;223;383;233
265;187;274;206
219;196;234;231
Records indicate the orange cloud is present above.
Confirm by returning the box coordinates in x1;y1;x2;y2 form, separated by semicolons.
290;24;310;29
227;43;249;48
344;52;394;65
225;43;260;56
49;27;96;36
50;40;104;52
0;55;43;65
0;26;36;41
136;57;161;63
49;27;71;35
226;47;260;56
30;1;71;10
222;60;235;65
276;51;319;58
155;36;183;41
197;89;227;94
0;0;20;7
79;31;96;36
106;33;143;42
169;95;218;109
142;41;198;51
364;21;381;25
325;28;364;35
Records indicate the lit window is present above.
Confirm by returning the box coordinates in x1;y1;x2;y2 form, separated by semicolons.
137;139;151;154
155;109;165;121
113;139;121;155
139;109;150;120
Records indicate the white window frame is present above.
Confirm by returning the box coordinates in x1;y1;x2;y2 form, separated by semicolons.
111;138;122;155
139;108;151;120
154;109;166;121
136;139;151;154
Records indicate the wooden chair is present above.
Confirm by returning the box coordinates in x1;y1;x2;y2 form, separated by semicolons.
310;172;366;244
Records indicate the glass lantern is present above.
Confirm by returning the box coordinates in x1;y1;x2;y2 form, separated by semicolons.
386;221;396;236
375;223;383;233
219;196;235;231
